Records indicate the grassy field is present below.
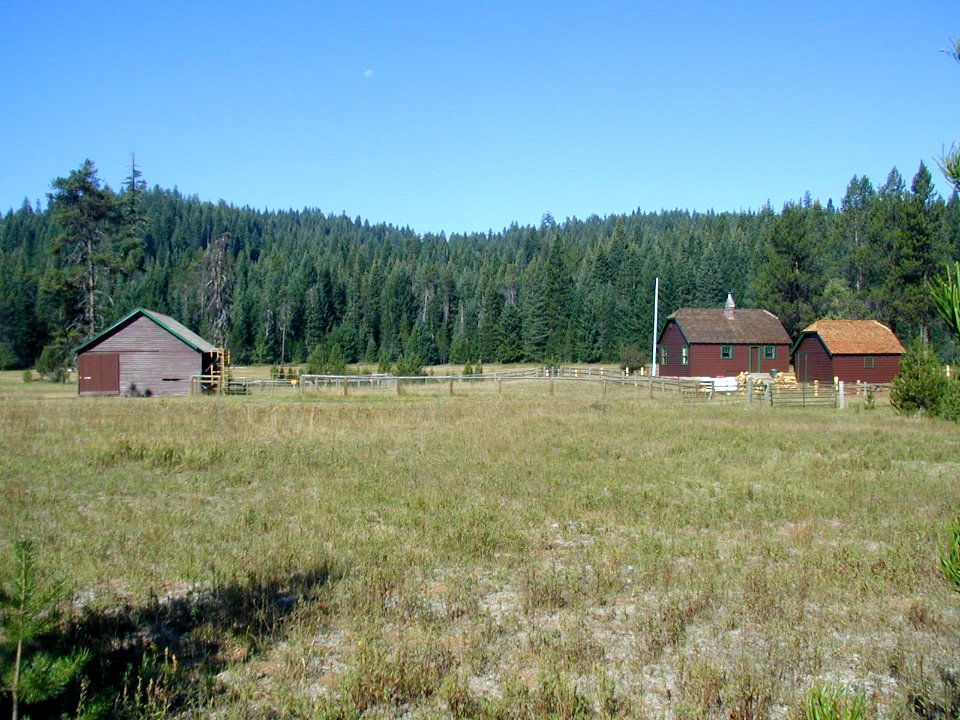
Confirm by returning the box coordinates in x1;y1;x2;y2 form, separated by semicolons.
1;370;958;719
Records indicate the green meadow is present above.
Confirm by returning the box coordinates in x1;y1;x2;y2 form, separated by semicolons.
1;371;958;718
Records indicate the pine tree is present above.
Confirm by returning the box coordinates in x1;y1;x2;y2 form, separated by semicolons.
202;232;233;349
756;203;821;337
496;301;524;362
1;539;89;720
521;265;550;361
930;261;960;341
47;160;118;341
118;153;147;273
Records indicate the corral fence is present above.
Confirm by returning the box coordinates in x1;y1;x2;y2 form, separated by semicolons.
676;375;886;409
193;367;884;410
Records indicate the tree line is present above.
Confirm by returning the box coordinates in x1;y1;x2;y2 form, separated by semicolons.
1;159;959;373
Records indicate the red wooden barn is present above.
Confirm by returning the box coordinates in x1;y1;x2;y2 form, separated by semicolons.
656;298;791;377
792;320;904;384
75;308;222;397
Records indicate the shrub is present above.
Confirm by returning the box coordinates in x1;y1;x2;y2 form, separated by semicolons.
941;518;960;593
36;340;72;383
393;353;423;377
0;341;17;371
307;344;347;375
618;344;648;374
890;340;960;421
803;683;867;720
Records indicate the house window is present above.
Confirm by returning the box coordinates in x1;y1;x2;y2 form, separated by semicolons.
763;346;777;360
720;345;734;360
681;346;689;365
660;347;668;366
864;356;876;369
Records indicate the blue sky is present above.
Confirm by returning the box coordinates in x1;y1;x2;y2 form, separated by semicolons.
1;2;958;234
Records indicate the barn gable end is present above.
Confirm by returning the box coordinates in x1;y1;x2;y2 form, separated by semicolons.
76;308;218;397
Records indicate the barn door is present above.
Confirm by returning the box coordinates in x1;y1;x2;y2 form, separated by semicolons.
749;345;761;372
796;352;808;382
78;353;120;394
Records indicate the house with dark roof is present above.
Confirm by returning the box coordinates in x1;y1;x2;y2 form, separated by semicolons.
791;320;904;384
656;296;792;377
75;308;222;397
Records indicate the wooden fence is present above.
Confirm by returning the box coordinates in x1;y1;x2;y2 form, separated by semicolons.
195;366;883;410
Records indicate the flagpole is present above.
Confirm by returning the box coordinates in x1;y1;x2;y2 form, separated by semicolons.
651;276;659;377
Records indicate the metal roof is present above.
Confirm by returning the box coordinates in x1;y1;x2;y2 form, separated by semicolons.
75;308;217;354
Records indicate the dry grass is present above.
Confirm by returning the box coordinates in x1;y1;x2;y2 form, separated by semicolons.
1;370;959;718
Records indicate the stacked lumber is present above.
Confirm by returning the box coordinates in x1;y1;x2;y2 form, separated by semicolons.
736;370;799;390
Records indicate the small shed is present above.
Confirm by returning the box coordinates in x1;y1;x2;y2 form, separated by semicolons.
792;319;904;384
75;308;221;397
656;296;792;377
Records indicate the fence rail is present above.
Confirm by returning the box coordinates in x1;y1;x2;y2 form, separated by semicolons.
194;366;884;410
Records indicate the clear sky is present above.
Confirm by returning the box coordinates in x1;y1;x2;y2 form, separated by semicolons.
1;2;958;234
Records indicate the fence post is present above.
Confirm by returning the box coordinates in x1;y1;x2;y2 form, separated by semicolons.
396;379;403;397
764;382;772;406
343;379;349;398
448;379;454;396
747;378;754;404
837;381;845;409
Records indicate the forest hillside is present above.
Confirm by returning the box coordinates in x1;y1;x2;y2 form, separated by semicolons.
1;160;958;372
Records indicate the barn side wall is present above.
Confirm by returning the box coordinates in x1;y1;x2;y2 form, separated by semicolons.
689;344;742;376
688;343;790;377
82;316;201;397
832;355;901;384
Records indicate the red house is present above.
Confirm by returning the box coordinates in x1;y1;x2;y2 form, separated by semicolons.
75;308;222;397
791;320;904;384
656;298;791;377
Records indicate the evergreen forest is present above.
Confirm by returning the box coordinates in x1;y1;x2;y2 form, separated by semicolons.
1;159;959;373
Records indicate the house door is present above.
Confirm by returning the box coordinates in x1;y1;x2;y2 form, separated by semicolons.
78;353;120;394
796;352;808;382
749;345;761;373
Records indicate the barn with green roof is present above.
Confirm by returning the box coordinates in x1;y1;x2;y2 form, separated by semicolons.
75;308;223;396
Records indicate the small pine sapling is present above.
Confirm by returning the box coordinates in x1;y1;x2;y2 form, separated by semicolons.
941;518;960;593
0;539;89;720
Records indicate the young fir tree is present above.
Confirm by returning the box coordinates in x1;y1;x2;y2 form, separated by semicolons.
1;539;89;720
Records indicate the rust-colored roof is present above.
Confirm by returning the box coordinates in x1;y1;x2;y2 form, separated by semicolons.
799;319;905;355
667;308;791;345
